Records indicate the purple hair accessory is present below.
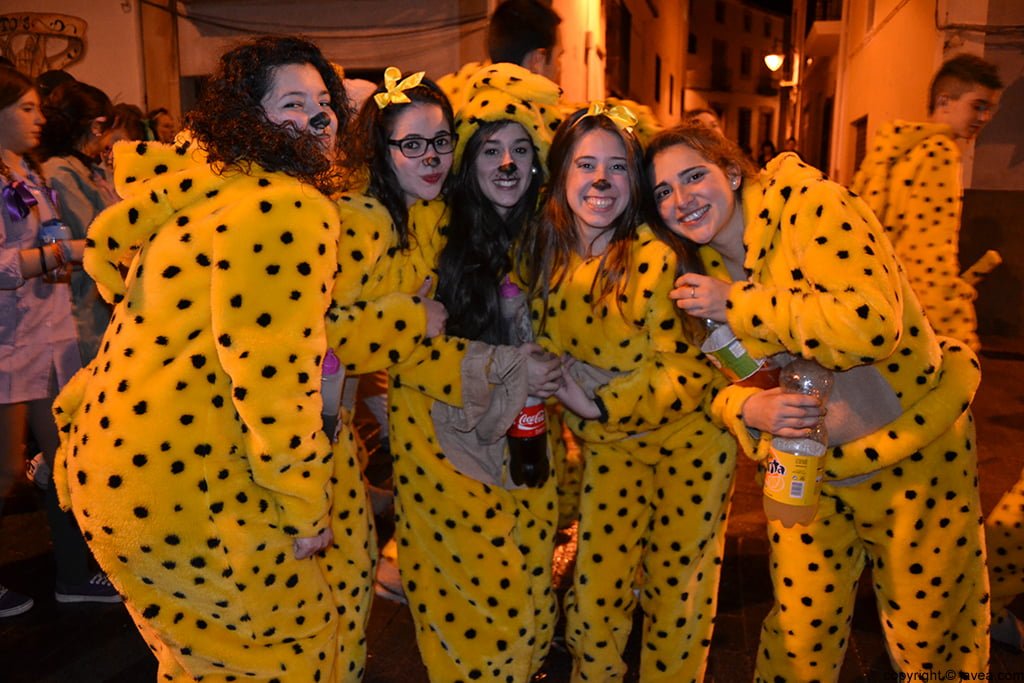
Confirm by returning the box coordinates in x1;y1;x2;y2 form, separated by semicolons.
2;181;37;222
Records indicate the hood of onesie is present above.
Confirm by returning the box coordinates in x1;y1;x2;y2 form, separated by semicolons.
453;62;563;171
856;120;955;173
850;120;959;218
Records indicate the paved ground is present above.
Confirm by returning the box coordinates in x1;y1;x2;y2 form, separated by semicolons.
1;340;1022;682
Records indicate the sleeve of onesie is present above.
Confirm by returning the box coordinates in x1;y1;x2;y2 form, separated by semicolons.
210;183;339;538
390;334;470;407
327;199;427;374
726;180;904;371
592;245;715;433
0;226;27;289
709;384;770;460
84;188;173;304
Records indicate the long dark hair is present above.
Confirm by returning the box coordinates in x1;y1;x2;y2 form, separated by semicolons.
184;35;350;196
435;120;544;344
0;66;44;179
37;80;114;162
347;75;454;250
643;124;757;339
518;108;646;333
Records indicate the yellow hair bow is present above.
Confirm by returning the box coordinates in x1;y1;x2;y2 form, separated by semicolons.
373;66;425;109
582;102;639;134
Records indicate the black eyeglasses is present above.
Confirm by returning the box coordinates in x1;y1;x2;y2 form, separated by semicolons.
387;133;456;159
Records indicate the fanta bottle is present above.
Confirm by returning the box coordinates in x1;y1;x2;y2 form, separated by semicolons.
762;358;833;527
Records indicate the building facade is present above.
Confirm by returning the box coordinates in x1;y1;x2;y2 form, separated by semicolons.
684;0;788;154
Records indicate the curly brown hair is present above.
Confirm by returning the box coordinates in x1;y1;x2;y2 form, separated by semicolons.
184;35;351;196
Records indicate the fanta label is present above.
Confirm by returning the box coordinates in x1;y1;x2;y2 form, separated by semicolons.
509;403;546;438
763;448;824;506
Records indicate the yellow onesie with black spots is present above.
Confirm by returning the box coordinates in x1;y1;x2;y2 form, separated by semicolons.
327;191;430;372
851;121;980;350
325;189;434;477
985;466;1024;629
343;199;557;683
52;140;375;682
533;225;736;683
710;154;988;682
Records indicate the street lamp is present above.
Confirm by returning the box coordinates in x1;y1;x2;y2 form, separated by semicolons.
764;52;784;72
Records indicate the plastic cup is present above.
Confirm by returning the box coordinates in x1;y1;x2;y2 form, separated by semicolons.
701;324;765;382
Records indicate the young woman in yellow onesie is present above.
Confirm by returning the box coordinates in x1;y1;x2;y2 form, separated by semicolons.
649;125;988;681
52;37;376;682
519;106;737;682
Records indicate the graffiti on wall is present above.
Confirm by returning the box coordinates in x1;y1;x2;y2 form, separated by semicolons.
0;13;87;77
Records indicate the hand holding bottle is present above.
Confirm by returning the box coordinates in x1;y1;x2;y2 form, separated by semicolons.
520;342;561;398
741;387;825;437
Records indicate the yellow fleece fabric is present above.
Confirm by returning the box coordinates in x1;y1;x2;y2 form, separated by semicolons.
436;60;488;113
707;154;988;681
533;224;736;682
851;120;980;349
453;62;563;169
52;139;374;682
361;199;558;683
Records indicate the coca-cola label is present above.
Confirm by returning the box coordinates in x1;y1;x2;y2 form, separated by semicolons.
509;402;546;438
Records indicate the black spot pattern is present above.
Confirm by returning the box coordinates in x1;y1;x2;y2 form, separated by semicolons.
711;155;988;680
53;147;373;682
532;225;734;681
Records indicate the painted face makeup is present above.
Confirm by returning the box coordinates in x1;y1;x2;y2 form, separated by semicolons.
565;128;631;244
260;62;337;151
387;102;453;207
473;122;535;218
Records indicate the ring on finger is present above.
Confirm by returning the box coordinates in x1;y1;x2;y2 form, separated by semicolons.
690;285;697;299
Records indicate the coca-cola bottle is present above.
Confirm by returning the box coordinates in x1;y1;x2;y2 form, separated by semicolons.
507;397;550;487
499;277;550;488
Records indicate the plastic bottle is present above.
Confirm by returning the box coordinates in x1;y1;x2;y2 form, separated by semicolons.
321;348;344;441
39;218;73;283
762;357;834;527
499;278;550;488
